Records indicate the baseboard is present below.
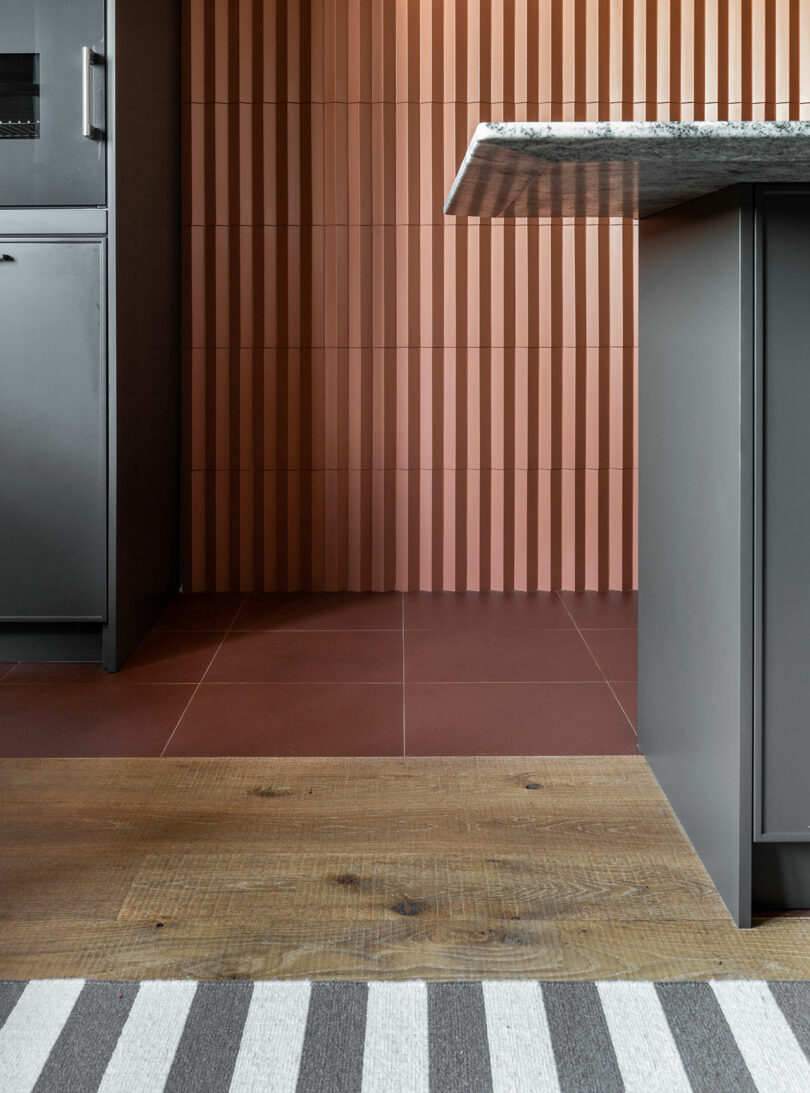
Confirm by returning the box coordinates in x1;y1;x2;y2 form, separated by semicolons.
0;623;103;663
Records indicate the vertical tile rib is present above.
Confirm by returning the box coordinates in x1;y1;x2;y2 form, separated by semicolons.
183;0;787;590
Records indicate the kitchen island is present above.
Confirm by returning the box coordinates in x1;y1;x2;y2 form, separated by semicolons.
447;121;810;926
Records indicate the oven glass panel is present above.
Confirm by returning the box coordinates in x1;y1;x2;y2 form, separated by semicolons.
0;54;40;139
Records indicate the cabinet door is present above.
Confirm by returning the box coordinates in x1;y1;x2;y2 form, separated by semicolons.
0;0;106;206
0;241;106;620
756;187;810;841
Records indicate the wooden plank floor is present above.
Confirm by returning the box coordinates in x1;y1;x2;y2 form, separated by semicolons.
1;756;808;981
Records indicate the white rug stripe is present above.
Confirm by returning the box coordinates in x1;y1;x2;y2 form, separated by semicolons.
361;982;429;1093
711;980;810;1093
0;979;85;1093
228;981;311;1093
597;981;692;1093
96;980;198;1093
483;981;561;1093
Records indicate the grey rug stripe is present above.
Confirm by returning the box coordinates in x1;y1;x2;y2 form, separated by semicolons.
771;980;810;1056
163;980;253;1093
542;980;624;1093
0;980;27;1028
31;982;138;1093
428;982;493;1093
295;981;368;1093
655;981;758;1093
1;978;809;1092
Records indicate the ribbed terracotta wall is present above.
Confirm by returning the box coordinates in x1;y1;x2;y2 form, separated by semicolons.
182;0;807;592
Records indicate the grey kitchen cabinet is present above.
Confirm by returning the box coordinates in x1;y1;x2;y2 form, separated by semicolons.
639;183;810;917
0;240;106;621
0;0;180;669
638;185;756;926
0;0;106;206
756;189;810;844
445;124;810;919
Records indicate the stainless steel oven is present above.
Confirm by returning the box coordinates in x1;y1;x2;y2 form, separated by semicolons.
0;0;105;206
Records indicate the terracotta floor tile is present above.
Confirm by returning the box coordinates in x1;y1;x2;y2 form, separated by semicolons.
164;683;403;756
0;684;194;757
558;590;638;629
405;682;639;756
404;591;573;631
153;593;245;631
405;629;601;683
5;632;225;686
234;592;402;631
207;630;403;684
0;594;642;758
611;682;638;730
116;631;225;683
581;630;638;682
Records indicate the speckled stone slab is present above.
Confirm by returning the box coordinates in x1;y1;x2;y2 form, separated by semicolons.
444;121;810;219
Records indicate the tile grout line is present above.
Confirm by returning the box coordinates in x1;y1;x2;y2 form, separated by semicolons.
555;592;638;738
0;678;630;687
152;625;638;633
181;461;640;470
158;594;250;757
609;687;638;735
170;678;633;685
157;627;407;633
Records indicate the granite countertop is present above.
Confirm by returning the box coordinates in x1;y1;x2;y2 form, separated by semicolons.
444;121;810;220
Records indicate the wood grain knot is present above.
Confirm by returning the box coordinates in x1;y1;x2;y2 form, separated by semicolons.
525;782;541;790
392;899;422;917
251;786;290;799
333;873;362;888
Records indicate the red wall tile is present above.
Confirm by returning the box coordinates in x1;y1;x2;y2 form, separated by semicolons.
182;0;806;591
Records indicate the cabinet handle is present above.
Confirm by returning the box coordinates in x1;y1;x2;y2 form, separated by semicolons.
82;47;101;140
0;255;13;262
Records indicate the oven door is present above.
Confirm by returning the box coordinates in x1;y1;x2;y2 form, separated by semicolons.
0;0;105;207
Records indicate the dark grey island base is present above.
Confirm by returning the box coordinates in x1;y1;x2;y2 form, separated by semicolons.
447;121;810;923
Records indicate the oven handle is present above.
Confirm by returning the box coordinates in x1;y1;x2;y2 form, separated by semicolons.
82;47;101;140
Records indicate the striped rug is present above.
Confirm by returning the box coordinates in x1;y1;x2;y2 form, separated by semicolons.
1;979;809;1092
